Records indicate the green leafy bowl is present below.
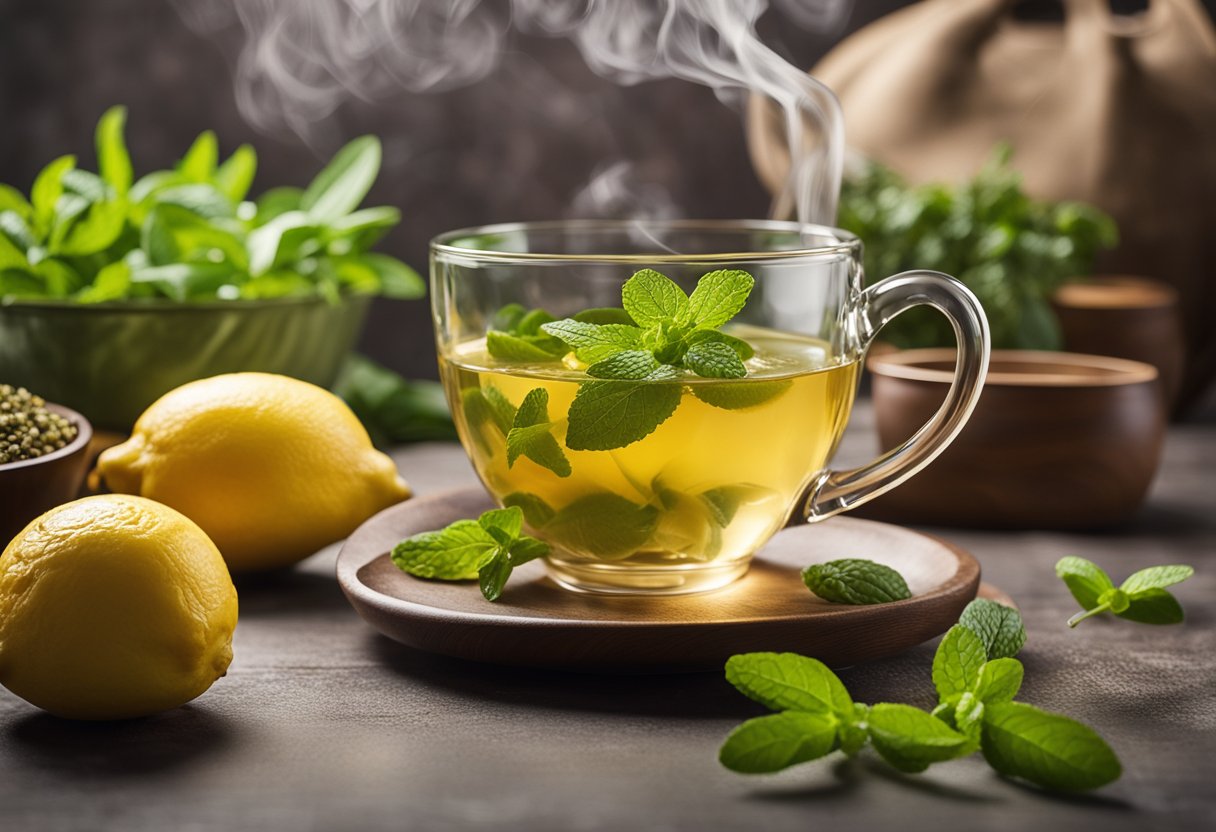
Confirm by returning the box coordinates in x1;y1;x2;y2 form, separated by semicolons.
0;294;370;431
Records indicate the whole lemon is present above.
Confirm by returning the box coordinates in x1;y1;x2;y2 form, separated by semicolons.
0;495;238;720
98;372;410;572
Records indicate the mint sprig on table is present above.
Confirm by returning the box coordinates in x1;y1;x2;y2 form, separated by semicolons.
719;599;1122;792
391;506;549;601
0;107;422;303
1056;556;1194;627
802;559;912;605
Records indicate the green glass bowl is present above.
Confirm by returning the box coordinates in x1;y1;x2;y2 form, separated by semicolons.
0;295;371;431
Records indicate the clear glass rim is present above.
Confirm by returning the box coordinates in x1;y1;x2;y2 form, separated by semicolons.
430;218;861;264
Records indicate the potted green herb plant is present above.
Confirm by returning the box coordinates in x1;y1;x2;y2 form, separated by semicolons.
0;108;423;430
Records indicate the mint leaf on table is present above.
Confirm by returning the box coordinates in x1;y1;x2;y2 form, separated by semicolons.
1056;556;1194;627
564;377;682;451
724;653;853;717
542;492;659;560
801;559;912;605
390;505;549;602
973;658;1024;705
867;703;973;773
980;702;1122;792
931;624;987;702
505;388;571;477
958;598;1027;659
719;711;839;774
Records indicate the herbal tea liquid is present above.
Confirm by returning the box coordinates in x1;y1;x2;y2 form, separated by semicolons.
440;325;860;593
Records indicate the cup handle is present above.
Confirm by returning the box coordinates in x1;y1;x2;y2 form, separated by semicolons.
804;271;991;521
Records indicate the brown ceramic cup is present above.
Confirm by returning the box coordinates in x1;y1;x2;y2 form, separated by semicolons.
1052;276;1185;409
864;349;1165;530
0;404;93;548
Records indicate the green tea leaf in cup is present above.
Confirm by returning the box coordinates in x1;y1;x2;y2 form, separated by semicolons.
543;492;659;560
505;388;571;477
801;558;912;605
565;377;681;451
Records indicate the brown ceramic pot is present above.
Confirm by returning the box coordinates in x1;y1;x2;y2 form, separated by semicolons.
0;404;93;548
1052;276;1186;410
864;349;1165;530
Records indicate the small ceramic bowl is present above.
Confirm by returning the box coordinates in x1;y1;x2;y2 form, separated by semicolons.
864;349;1165;529
0;403;93;547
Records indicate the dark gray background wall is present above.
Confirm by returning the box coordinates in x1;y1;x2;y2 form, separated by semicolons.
1;0;1209;380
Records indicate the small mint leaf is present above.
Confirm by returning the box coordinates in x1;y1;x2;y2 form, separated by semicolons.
544;493;659;560
724;652;853;718
932;625;987;701
866;703;972;773
503;492;556;528
391;520;498;580
505;388;571;477
492;303;527;331
691;379;792;410
718;711;839;774
508;536;549;565
621;268;689;327
586;349;661;379
684;341;747;379
801;558;912;605
486;331;565;361
478;506;523;540
1116;588;1184;624
1055;556;1114;610
958;598;1026;660
1120;564;1194;595
478;550;512;601
687;269;754;327
1098;587;1130;614
686;328;755;360
517;308;557;335
981;702;1122;791
540;319;642;363
565;378;681;451
974;658;1023;704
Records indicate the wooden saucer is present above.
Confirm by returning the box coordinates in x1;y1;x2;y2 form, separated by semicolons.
337;487;996;672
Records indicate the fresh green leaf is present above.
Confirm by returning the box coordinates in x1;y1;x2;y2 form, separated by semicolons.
1120;564;1194;595
621;268;689;327
565;376;682;451
130;262;231;301
390;519;498;580
153;183;235;219
301;135;381;222
326;206;399;252
932;624;987;701
544;493;658;560
75;261;131;303
487;331;564;362
981;702;1121;791
1117;588;1185;624
974;658;1023;704
0;210;38;252
958;599;1027;660
254;186;304;225
507;536;549;565
867;703;972;772
718;711;839;774
56;199;127;257
247;210;318;275
214;144;257;203
33;258;83;296
0;184;32;219
801;558;912;605
502;493;556;529
179;131;219;182
724;652;853;717
477;550;513;601
0;232;27;270
685;327;755;360
1055;556;1113;610
687;269;754;328
31;155;76;236
478;506;524;540
572;307;635;325
540;319;643;363
0;269;47;298
95;106;133;196
684;340;747;379
691;379;791;410
586;350;661;379
505;388;571;477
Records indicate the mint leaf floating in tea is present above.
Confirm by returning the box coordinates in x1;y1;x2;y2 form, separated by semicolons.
391;505;549;601
564;374;682;452
958;598;1027;659
505;388;571;477
801;558;912;605
486;304;568;362
1056;556;1194;627
543;492;660;560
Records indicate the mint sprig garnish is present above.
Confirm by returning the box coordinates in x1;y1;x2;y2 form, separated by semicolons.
505;388;571;477
485;304;567;362
719;600;1122;792
801;558;912;605
1056;556;1194;627
390;506;549;601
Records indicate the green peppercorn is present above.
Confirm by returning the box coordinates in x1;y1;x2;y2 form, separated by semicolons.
0;385;79;464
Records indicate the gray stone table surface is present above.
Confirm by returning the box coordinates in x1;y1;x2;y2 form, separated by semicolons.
1;402;1213;832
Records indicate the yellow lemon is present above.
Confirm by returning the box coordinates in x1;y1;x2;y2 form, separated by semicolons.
0;495;238;720
97;372;410;572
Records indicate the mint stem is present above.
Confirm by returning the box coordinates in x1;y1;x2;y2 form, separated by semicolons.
1067;603;1110;628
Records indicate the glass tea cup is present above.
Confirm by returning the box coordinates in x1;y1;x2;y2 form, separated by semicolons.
430;220;989;595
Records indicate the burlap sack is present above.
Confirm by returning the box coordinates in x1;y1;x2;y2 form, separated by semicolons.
749;0;1216;409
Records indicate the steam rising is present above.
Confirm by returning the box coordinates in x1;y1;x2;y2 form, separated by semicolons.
176;0;848;223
